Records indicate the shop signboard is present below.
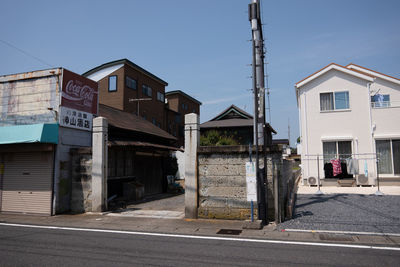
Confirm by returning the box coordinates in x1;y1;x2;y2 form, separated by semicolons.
246;162;257;202
59;106;93;131
60;69;98;131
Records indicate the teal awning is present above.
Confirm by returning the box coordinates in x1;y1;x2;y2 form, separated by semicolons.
0;123;59;145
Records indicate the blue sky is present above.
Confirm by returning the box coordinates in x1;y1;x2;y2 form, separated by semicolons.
1;0;399;146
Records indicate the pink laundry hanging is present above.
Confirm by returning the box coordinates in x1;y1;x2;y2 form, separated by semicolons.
330;158;342;176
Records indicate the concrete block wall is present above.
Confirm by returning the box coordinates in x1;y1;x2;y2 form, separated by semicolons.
197;146;282;220
70;148;93;213
54;127;92;214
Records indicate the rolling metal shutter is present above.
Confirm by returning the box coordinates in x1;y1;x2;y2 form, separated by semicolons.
1;151;53;215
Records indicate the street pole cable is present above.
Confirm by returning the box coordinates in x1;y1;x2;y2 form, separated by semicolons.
249;0;268;223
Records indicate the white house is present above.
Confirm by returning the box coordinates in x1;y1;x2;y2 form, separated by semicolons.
296;63;400;186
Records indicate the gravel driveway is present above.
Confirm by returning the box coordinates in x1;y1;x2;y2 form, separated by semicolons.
279;194;400;234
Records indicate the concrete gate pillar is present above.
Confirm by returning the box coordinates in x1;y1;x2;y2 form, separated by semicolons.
184;113;200;219
92;117;108;212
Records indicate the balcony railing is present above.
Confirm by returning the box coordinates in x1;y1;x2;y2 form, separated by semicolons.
371;101;400;108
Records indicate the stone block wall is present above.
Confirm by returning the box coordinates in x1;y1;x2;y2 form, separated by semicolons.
70;147;93;213
197;145;282;220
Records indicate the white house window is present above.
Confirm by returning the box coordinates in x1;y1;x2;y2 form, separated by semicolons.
376;139;400;175
371;94;390;108
320;91;349;111
108;76;117;92
323;141;352;163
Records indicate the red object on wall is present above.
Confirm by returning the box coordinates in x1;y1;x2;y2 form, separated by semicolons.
61;69;98;115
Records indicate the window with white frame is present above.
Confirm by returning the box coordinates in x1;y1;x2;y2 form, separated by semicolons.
322;140;352;163
320;91;349;111
108;75;117;92
376;139;400;175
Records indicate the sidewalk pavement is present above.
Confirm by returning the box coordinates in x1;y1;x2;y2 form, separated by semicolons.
297;185;400;195
1;211;400;248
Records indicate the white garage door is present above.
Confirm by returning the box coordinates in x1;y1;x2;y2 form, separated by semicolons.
1;151;53;215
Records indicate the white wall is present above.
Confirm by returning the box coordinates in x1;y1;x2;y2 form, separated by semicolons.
299;69;376;180
371;78;400;137
175;150;185;179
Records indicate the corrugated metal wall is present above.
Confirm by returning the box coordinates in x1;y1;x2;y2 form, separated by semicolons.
0;151;53;215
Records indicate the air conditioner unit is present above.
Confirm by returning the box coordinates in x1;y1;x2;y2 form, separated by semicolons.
307;177;319;186
356;174;375;186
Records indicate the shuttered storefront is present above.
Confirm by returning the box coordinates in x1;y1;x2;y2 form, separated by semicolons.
1;151;53;215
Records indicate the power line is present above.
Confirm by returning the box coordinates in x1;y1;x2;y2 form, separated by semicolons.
0;39;54;68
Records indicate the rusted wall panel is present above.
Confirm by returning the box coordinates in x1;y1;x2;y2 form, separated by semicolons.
0;76;60;126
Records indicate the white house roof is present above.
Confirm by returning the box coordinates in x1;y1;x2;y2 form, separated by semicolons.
82;59;168;85
85;64;124;82
346;63;400;86
295;63;375;89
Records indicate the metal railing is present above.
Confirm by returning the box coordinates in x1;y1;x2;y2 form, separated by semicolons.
371;101;400;108
302;153;384;196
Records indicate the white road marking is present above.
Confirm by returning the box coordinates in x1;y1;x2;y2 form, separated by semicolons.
107;210;185;219
0;222;399;251
283;228;400;237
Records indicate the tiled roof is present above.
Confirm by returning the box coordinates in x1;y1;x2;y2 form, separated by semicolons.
210;104;253;121
201;118;253;128
108;140;181;151
201;118;277;134
98;104;176;141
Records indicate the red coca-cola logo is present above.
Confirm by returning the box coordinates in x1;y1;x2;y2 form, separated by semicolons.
64;80;95;107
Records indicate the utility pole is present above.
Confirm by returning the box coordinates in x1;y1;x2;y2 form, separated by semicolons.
249;0;267;224
128;98;152;116
288;117;291;147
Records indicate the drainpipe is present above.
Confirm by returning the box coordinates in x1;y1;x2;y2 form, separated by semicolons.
367;82;376;179
303;92;309;179
297;88;304;184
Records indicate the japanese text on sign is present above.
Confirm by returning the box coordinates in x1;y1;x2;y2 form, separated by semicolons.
246;162;257;202
59;106;93;131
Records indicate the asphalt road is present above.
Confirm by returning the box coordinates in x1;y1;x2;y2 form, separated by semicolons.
279;194;400;233
0;224;399;266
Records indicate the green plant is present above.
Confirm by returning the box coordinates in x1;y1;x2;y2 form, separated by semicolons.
200;130;238;146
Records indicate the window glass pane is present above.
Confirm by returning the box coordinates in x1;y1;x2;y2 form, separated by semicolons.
126;76;136;90
323;142;336;163
371;94;390;108
320;93;333;111
376;140;392;174
109;76;117;91
392;140;400;175
157;92;164;102
338;141;352;159
334;91;349;109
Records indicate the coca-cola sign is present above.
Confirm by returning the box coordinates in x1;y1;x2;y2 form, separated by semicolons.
61;69;98;114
